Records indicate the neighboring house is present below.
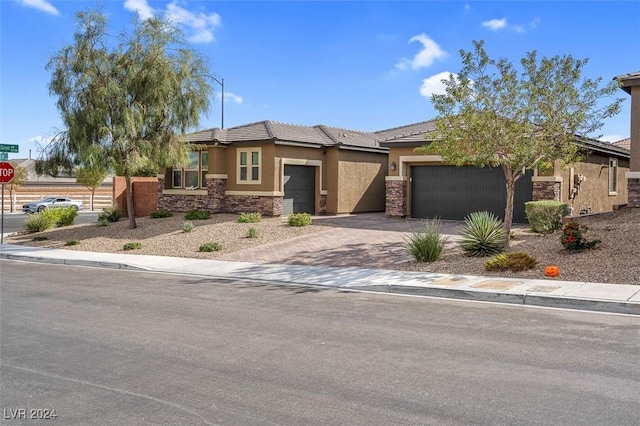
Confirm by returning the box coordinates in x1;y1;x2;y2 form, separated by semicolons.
2;158;113;212
157;121;388;216
613;138;631;151
379;121;630;222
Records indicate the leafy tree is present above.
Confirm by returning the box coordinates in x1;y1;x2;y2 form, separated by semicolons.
39;9;213;228
6;162;28;212
421;40;623;247
75;166;108;211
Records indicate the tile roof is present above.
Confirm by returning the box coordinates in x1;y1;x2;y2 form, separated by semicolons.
374;120;436;143
614;71;640;94
612;138;630;150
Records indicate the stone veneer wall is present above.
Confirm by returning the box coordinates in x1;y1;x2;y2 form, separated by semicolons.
157;176;227;212
532;181;561;201
629;178;640;208
385;180;407;217
319;194;327;214
226;195;283;216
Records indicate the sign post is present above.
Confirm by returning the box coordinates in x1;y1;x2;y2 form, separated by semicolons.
0;161;16;244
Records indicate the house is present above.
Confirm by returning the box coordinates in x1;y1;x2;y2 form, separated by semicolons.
613;138;631;151
379;121;631;222
157;121;388;216
616;72;640;207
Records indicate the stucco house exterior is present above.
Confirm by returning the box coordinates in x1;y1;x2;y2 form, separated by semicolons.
616;72;640;207
379;121;630;222
157;120;388;216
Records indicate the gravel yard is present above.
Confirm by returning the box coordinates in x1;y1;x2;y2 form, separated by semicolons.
5;208;640;285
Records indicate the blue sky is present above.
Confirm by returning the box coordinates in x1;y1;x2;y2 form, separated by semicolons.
1;0;639;160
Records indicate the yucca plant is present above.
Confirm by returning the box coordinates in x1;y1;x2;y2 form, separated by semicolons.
459;211;506;257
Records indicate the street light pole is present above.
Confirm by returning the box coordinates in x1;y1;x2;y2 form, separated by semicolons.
212;77;224;129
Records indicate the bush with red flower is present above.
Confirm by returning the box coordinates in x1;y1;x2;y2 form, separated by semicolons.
560;221;601;252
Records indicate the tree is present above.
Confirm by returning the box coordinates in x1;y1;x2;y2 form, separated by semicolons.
75;166;108;211
38;9;213;228
6;162;28;212
421;40;623;248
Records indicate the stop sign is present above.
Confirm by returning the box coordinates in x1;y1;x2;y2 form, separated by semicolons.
0;162;15;183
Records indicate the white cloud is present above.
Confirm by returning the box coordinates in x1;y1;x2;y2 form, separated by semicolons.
124;0;155;20
16;0;59;15
601;134;626;143
224;92;243;104
482;18;507;31
419;72;457;97
166;1;221;43
396;34;447;71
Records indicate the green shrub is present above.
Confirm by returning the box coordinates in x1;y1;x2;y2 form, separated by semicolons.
459;211;506;257
404;219;448;262
182;221;195;233
32;235;48;241
485;252;538;272
199;242;222;252
24;213;54;233
185;209;211;220
41;206;77;227
288;212;312;227
525;201;569;234
65;240;80;246
96;218;109;227
98;207;121;223
560;221;601;252
238;212;262;223
150;209;173;219
247;226;259;238
123;242;142;251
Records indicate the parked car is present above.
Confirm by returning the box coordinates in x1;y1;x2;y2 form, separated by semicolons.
23;196;83;213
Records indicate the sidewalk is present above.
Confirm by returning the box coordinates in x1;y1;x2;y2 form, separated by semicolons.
1;243;639;315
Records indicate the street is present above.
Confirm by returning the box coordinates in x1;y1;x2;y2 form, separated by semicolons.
1;211;99;235
1;260;639;425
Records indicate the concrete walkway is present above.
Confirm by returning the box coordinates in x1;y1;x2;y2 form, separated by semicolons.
2;243;639;315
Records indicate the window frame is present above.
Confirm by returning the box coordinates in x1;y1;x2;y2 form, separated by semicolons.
608;157;618;195
171;150;209;189
237;147;261;184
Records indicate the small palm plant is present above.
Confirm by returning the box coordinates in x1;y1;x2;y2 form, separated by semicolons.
459;211;506;257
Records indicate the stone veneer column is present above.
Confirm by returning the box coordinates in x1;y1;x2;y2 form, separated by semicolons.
532;181;561;201
157;174;167;210
206;175;227;212
385;177;407;217
319;193;327;214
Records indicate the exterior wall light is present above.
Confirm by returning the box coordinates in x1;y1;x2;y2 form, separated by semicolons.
390;161;397;171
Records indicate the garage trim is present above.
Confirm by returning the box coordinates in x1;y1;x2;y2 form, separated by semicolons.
399;155;444;176
279;158;323;194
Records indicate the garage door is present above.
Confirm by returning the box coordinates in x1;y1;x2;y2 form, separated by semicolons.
411;166;533;223
283;165;315;216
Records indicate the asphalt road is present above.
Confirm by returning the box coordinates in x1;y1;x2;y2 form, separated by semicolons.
1;261;639;425
1;211;99;234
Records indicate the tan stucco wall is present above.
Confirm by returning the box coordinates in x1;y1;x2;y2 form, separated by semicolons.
630;86;640;172
324;147;340;214
555;155;629;213
209;145;228;175
225;143;276;192
335;150;387;214
387;146;421;176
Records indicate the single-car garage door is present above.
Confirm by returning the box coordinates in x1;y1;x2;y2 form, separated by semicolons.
283;165;315;216
411;166;533;223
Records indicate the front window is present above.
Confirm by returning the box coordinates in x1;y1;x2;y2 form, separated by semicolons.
238;148;261;184
172;150;208;189
609;158;618;194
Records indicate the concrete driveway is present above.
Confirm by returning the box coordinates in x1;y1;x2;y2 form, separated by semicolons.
221;213;462;269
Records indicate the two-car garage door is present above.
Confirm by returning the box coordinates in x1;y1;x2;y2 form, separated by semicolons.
411;166;533;223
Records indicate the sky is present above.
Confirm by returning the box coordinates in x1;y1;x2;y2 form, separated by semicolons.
1;0;639;160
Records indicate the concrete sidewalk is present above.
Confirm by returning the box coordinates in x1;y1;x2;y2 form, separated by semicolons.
1;243;639;315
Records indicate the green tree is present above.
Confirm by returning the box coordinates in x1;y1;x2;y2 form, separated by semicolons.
421;40;623;247
75;166;108;211
7;162;28;212
38;9;213;228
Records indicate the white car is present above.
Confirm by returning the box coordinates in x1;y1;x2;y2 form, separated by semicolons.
23;196;83;213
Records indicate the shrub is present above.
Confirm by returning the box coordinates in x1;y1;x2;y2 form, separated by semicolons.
41;206;77;227
288;212;312;227
96;218;109;227
33;236;48;241
238;212;262;223
199;242;222;252
247;226;259;238
525;201;569;234
65;240;80;246
459;211;506;257
182;221;195;233
123;242;142;251
485;252;538;272
24;213;54;233
185;209;211;220
98;207;121;223
150;209;173;219
560;221;601;252
404;219;448;262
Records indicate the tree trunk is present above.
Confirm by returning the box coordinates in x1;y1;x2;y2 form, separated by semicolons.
503;174;515;250
90;190;94;211
125;174;137;229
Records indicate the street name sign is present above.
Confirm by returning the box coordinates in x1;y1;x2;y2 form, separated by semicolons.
0;144;19;153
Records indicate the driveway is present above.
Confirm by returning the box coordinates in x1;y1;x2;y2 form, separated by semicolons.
221;213;462;269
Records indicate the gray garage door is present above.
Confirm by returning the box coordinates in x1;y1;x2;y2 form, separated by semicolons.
283;165;315;216
411;166;533;223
